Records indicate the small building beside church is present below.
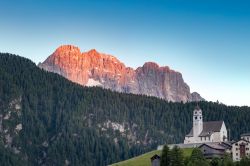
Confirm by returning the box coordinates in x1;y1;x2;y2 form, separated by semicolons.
184;106;228;144
150;154;160;166
232;139;250;161
199;142;232;159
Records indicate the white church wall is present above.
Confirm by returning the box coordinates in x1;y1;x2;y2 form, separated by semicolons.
220;122;228;141
210;133;215;142
212;132;221;142
184;137;195;144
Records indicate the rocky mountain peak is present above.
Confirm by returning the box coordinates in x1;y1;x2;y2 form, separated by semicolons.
87;49;99;55
54;45;81;54
38;45;204;102
142;62;159;70
140;62;173;73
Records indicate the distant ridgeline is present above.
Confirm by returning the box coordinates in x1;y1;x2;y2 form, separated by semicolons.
0;53;250;166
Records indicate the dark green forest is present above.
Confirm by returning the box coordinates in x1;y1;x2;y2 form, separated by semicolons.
0;53;250;165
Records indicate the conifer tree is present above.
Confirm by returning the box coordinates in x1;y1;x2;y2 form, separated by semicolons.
187;148;209;166
160;145;170;166
170;146;184;166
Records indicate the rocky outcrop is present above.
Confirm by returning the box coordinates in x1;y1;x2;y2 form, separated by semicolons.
38;45;204;102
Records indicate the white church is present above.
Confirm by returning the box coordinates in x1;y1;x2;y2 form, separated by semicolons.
184;106;228;144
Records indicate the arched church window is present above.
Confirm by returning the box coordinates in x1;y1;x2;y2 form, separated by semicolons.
195;116;197;120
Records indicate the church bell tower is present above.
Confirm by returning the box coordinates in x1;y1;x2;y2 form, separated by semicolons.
193;106;203;139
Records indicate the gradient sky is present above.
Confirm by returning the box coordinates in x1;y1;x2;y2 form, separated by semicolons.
0;0;249;106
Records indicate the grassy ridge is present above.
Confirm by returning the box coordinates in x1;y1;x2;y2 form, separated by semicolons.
111;148;193;166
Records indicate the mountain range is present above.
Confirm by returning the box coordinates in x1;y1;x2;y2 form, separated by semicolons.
38;45;204;102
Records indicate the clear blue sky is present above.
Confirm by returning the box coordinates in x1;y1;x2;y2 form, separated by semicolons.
0;0;249;106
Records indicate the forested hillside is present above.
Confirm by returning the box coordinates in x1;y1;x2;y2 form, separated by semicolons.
0;53;250;165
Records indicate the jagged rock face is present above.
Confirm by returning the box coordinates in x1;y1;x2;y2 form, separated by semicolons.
190;92;204;102
38;45;204;102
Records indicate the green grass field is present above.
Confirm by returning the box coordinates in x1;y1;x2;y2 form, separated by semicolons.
111;148;193;166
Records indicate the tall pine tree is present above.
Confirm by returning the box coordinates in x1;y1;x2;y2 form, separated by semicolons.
187;148;209;166
160;145;170;166
170;146;184;166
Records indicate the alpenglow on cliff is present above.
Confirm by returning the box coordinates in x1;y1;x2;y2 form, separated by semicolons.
38;45;204;102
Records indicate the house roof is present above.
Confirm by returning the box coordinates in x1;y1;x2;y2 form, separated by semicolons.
199;143;227;150
232;139;250;144
150;154;160;160
241;133;250;137
220;142;232;148
186;121;224;137
186;128;194;137
195;105;201;110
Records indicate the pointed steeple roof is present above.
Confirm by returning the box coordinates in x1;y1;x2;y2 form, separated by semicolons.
194;104;201;110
